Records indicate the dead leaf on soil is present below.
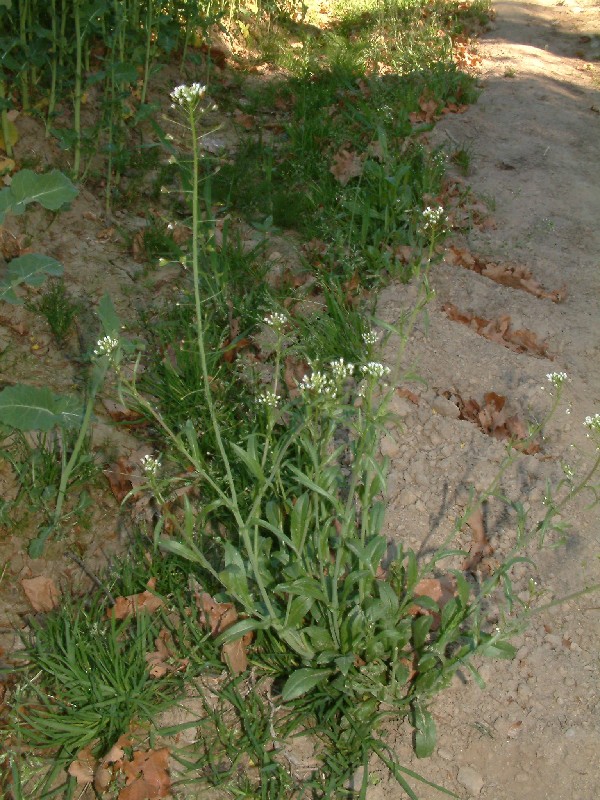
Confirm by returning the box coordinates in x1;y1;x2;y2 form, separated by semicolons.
330;148;364;186
119;748;171;800
0;228;23;259
21;576;60;613
68;745;97;785
233;109;256;130
109;577;164;620
396;387;420;405
409;576;457;628
442;302;553;359
195;590;253;674
409;93;440;124
284;356;310;398
444;389;540;453
445;245;567;302
101;398;140;423
145;628;189;678
462;508;494;572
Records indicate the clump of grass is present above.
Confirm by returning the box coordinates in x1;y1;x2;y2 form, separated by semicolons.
26;280;80;345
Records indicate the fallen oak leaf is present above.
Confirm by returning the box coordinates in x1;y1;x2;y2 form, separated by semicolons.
195;590;253;675
462;508;493;572
330;148;364;186
21;576;60;613
109;578;164;620
68;746;97;786
119;748;171;800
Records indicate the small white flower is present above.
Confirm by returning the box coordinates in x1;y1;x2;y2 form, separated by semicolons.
584;414;600;433
140;454;161;477
362;329;379;346
257;390;280;408
93;335;119;358
263;312;287;332
299;370;337;398
330;358;354;380
547;371;568;388
170;83;207;107
361;361;390;379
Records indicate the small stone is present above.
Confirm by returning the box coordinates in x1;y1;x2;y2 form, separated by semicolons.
438;748;453;761
457;766;484;796
432;394;460;418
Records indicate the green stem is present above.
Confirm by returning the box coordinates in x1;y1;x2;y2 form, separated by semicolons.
140;0;153;106
53;365;105;527
0;80;12;159
19;0;30;110
72;0;82;177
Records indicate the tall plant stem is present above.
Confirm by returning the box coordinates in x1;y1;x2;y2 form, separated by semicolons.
19;0;30;110
72;0;83;177
0;80;12;159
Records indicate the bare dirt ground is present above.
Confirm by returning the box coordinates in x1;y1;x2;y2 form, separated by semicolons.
1;1;599;798
374;0;600;796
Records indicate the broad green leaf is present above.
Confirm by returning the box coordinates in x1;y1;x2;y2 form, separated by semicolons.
290;492;311;553
286;595;314;627
287;463;338;505
479;638;517;660
281;667;331;701
231;441;265;482
363;534;387;572
0;385;80;431
412;614;433;650
276;577;328;602
411;703;436;758
1;253;63;304
9;169;78;214
97;293;121;336
214;618;266;646
279;629;315;660
303;625;334;651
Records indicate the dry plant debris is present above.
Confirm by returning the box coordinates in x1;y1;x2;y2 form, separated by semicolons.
445;244;567;301
442;302;553;358
442;389;540;453
21;575;61;612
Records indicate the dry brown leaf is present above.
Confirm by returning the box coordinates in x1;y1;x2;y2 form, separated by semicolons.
0;228;22;260
396;387;420;405
195;590;252;675
330;148;364;186
412;576;456;609
284;356;310;398
462;508;493;572
104;457;135;503
68;746;97;785
109;578;164;620
119;748;171;800
442;303;552;358
233;109;256;130
21;576;60;613
101;398;140;423
145;628;189;678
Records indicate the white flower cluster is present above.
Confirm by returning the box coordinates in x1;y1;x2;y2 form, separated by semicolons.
584;414;600;433
330;358;354;381
170;83;207;107
361;361;390;379
264;312;287;332
140;454;161;477
547;371;569;387
257;390;280;408
299;370;337;399
422;205;444;224
362;329;379;346
93;335;119;358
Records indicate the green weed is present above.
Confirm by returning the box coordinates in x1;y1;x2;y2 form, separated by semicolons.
26;280;80;345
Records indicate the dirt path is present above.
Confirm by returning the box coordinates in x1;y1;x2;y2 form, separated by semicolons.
373;1;600;797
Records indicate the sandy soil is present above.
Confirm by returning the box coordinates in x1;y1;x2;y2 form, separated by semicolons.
373;0;600;796
1;1;599;798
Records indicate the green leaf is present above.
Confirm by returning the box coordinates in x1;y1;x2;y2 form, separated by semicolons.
279;629;315;660
0;187;12;223
214;618;266;646
9;169;78;214
286;595;314;627
281;667;331;701
479;638;517;660
0;385;80;431
231;440;265;482
290;492;311;553
287;463;338;505
97;293;122;336
411;703;436;758
276;577;328;602
1;253;63;304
